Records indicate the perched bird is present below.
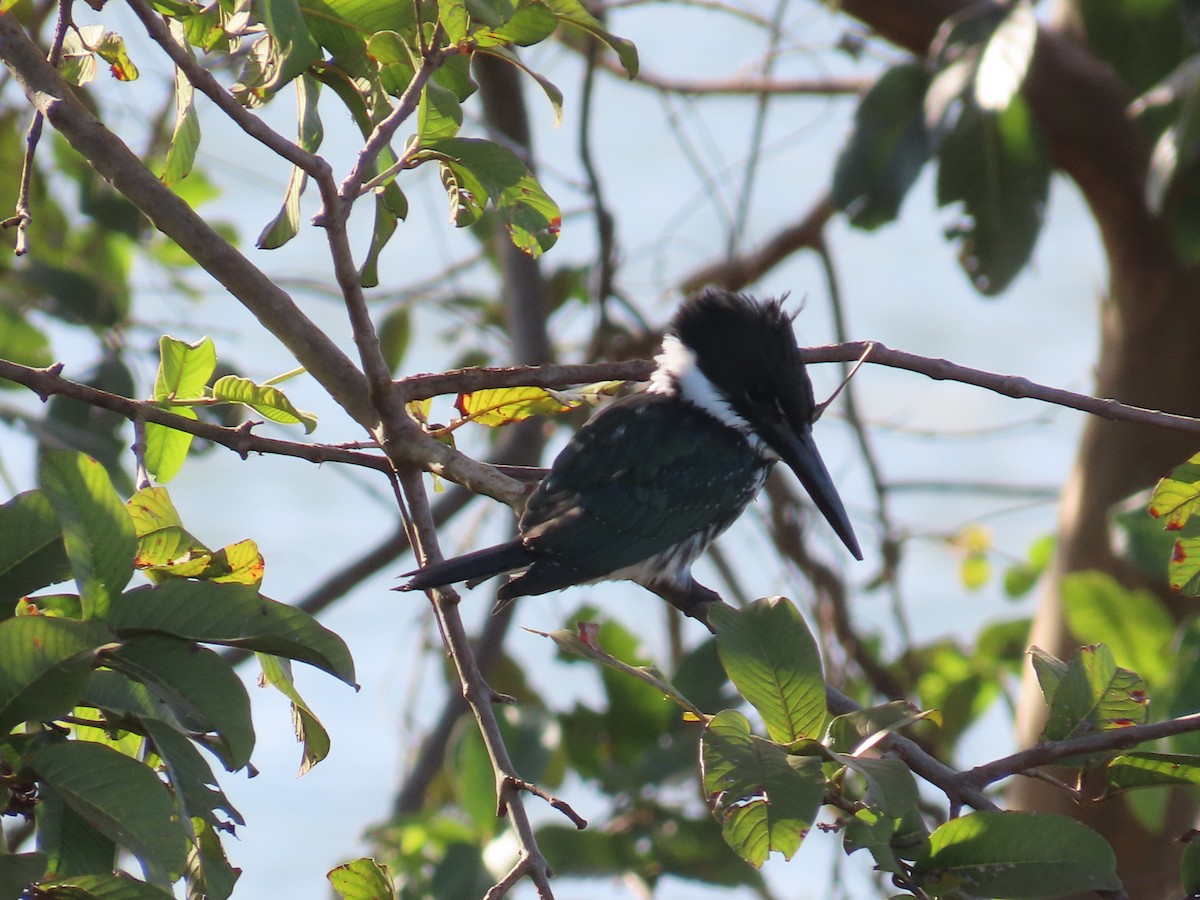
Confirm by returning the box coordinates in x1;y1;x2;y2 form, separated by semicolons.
398;288;862;627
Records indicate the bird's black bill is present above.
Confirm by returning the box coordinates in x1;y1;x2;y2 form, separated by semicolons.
773;423;863;561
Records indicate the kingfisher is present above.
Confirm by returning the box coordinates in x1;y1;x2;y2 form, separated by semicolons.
398;288;862;627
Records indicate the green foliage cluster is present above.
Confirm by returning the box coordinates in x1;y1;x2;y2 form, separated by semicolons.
0;449;356;899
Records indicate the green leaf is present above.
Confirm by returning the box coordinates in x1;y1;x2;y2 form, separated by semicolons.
143;410;198;484
540;0;637;77
140;715;244;831
328;857;396;900
699;709;824;867
418;80;463;142
258;75;323;249
839;755;928;853
126;487;207;568
1183;833;1200;895
36;786;117;878
161;64;199;186
710;597;827;743
0;306;53;373
154;336;216;402
475;3;559;47
40;872;178;899
1061;571;1173;686
1168;536;1200;595
187;817;241;900
833;62;931;230
211;374;318;433
936;94;1050;295
455;385;577;425
827;700;938;755
1044;643;1148;744
843;808;903;874
377;304;411;374
28;740;190;879
419;137;561;256
0;616;110;733
1029;645;1067;705
973;1;1037;111
260;0;322;91
109;581;356;686
0;490;71;605
106;634;254;770
92;30;139;82
1150;452;1200;525
912;811;1121;897
1104;751;1200;796
39;451;137;619
258;653;332;775
0;852;47;899
436;0;469;42
360;191;402;288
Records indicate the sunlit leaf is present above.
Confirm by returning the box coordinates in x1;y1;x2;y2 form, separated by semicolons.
1044;643;1148;744
710;597;827;743
211;374;317;433
0;616;110;734
974;0;1036;111
144;410;198;484
258;653;332;775
39;451;137;619
912;811;1121;897
1149;452;1200;531
455;385;574;425
700;710;824;867
328;857;395;900
258;75;323;249
154;335;216;402
0;490;71;604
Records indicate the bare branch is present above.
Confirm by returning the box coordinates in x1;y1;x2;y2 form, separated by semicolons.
966;713;1200;790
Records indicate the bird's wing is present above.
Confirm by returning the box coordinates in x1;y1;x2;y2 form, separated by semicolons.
519;393;764;578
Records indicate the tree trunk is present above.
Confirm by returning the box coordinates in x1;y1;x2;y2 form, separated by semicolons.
838;2;1200;896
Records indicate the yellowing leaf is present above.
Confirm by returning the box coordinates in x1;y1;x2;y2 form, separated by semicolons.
1150;452;1200;531
455;385;575;426
142;539;264;586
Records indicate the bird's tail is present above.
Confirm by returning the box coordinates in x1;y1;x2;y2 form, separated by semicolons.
396;540;533;593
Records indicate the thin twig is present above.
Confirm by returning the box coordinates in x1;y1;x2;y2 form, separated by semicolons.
1;0;69;255
814;235;911;648
396;469;558;899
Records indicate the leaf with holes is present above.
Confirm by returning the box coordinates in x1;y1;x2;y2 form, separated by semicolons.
936;95;1050;295
700;710;824;867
